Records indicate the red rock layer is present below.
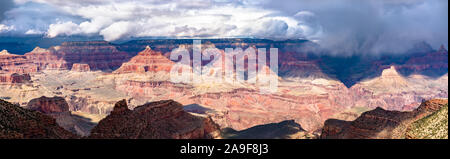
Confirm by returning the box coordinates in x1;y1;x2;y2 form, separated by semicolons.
24;42;130;71
89;100;220;139
24;47;69;70
71;63;91;72
0;52;39;74
114;46;174;73
321;99;448;139
0;73;31;84
55;41;130;71
115;80;193;98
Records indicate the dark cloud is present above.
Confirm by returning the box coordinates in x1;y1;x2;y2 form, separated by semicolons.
0;0;14;21
258;0;448;55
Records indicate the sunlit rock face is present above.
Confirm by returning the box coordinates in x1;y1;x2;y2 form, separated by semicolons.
24;42;130;72
0;50;39;74
71;63;91;72
350;66;448;111
114;46;174;74
24;47;69;70
0;50;34;85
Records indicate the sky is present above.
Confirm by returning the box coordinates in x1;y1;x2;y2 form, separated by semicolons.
0;0;448;55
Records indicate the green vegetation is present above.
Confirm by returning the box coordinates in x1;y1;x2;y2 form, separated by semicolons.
406;104;448;139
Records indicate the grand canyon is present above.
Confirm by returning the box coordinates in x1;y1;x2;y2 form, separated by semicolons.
0;39;448;139
0;0;448;140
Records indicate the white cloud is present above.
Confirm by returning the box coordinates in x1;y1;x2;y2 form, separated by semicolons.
99;21;135;41
25;29;43;35
0;24;14;32
46;21;81;37
4;0;318;41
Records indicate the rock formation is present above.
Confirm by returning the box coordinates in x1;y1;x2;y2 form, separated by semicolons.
89;99;220;139
55;41;130;71
27;96;70;114
0;99;77;139
0;50;36;73
71;63;91;72
321;99;448;139
0;73;31;84
24;47;69;70
0;50;10;55
114;46;174;73
24;42;130;72
26;96;96;136
350;66;447;111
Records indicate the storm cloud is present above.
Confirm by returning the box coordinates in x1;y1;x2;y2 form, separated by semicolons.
0;0;448;55
259;0;448;55
0;0;14;22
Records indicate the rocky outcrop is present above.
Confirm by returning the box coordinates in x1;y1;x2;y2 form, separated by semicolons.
321;99;448;139
406;102;448;139
89;100;220;139
0;73;31;84
71;63;91;72
0;50;10;55
114;46;174;73
26;96;96;136
0;50;34;85
27;96;69;114
0;99;77;139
